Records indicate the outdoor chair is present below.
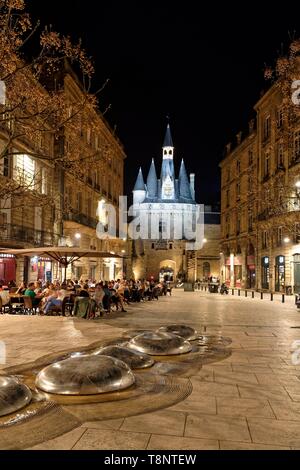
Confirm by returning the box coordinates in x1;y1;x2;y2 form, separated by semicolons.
46;297;69;316
64;294;76;316
23;296;38;315
72;297;90;318
9;295;24;315
9;287;18;294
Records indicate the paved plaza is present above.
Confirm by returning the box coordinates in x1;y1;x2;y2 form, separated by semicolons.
2;289;300;450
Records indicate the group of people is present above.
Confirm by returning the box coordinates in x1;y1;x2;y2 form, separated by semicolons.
1;277;170;317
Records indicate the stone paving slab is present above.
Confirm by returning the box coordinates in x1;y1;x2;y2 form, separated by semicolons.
2;290;300;450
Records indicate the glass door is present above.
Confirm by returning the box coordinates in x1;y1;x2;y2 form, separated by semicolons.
294;254;300;294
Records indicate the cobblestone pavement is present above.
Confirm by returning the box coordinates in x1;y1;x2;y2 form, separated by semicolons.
1;289;300;450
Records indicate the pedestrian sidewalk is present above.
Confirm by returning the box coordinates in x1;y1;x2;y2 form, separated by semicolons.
195;287;298;306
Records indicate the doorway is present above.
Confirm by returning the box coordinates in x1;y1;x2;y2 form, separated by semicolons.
294;254;300;294
261;256;270;290
275;255;285;292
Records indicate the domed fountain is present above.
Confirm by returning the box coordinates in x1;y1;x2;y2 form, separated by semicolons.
127;332;192;356
0;375;32;417
35;355;135;395
157;325;198;341
93;346;155;369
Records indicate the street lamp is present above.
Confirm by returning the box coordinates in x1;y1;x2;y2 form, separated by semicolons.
203;238;207;243
75;233;81;240
284;237;290;243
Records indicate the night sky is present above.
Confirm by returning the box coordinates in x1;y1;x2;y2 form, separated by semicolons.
27;1;300;205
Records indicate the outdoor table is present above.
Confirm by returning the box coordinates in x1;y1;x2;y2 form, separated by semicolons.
208;283;219;293
9;295;25;314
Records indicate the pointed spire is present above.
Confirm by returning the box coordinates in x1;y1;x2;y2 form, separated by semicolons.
146;159;158;198
179;159;192;199
163;124;174;148
133;167;145;191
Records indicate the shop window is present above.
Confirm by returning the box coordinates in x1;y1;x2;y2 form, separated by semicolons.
261;256;270;290
275;255;285;292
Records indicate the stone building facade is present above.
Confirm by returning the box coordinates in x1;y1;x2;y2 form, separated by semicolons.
130;125;221;282
220;84;300;293
0;64;126;284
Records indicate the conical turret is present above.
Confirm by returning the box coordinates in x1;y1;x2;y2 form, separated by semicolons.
179;159;192;200
146;159;158;199
133;167;146;204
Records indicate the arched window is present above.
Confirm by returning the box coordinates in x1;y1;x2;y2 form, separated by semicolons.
203;262;210;279
169;150;172;155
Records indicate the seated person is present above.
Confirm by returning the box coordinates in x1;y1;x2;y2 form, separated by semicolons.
24;282;44;307
78;284;90;298
44;284;70;315
34;281;43;295
93;283;105;313
0;286;10;306
16;282;27;295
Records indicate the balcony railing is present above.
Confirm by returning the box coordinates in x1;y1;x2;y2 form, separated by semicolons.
257;210;269;221
64;212;98;229
289;154;300;168
0;224;57;246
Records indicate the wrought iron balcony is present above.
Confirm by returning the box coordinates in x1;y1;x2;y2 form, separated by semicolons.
257;210;269;221
63;212;98;229
0;224;57;246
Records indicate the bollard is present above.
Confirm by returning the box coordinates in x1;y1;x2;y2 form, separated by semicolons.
238;289;241;296
296;295;299;305
282;294;285;303
252;291;254;299
245;290;247;297
270;293;273;301
232;289;234;295
261;292;263;300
